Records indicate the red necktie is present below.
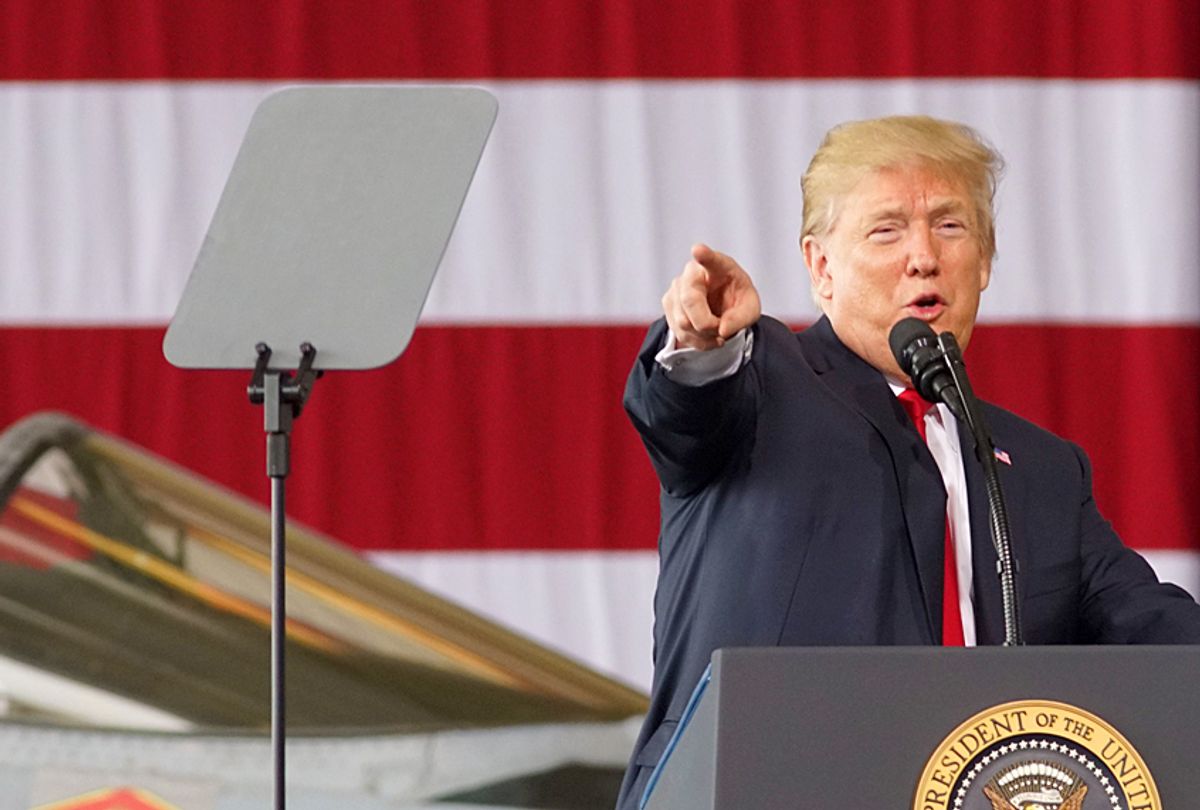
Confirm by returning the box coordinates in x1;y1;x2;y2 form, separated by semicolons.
897;389;965;646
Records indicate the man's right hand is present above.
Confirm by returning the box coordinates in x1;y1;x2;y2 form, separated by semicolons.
662;243;762;350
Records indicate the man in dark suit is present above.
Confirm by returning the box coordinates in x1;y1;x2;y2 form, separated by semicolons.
615;116;1200;810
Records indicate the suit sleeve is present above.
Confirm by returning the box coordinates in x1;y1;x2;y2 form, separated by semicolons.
622;318;759;497
1073;442;1200;643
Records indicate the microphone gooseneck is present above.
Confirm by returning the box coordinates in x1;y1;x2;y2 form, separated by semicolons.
888;318;1024;646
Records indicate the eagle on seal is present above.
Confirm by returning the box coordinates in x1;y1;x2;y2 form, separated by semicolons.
983;759;1089;810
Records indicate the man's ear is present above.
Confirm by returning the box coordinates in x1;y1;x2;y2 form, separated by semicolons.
802;235;833;304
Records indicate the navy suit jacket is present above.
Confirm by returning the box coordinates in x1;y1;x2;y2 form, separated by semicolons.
615;315;1200;810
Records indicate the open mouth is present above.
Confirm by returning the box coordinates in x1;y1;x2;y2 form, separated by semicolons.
906;294;946;319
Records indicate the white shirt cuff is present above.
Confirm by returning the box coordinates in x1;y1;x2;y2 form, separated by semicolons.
654;328;753;387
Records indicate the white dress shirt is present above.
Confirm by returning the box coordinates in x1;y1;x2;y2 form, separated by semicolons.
657;328;977;645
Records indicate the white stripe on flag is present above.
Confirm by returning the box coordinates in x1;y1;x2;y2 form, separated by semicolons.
1142;550;1200;600
369;549;658;692
369;548;1200;691
2;80;1198;325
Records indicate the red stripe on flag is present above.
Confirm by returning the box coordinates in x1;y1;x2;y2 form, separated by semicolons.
0;324;1196;553
3;0;1199;81
967;323;1200;553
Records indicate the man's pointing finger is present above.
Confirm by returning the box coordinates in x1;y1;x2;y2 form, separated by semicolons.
691;243;741;280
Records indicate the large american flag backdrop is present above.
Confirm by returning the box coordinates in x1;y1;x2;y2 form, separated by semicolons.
2;1;1198;692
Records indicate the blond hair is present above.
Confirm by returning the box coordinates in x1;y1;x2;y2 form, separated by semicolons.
800;115;1004;259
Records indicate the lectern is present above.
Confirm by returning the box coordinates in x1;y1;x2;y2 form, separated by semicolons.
643;646;1199;809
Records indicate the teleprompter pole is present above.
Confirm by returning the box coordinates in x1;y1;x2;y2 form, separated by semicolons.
247;342;320;810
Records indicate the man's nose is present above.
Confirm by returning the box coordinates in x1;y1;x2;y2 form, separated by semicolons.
906;227;938;276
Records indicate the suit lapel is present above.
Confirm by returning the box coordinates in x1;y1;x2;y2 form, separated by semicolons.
799;318;947;643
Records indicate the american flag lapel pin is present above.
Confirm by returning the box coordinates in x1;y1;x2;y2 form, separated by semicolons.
993;447;1012;466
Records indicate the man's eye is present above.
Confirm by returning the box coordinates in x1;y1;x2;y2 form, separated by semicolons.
937;220;966;233
869;226;900;240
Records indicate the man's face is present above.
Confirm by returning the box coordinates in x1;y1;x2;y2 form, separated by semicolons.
803;163;992;381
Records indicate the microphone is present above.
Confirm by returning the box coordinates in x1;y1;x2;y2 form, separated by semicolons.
887;316;1023;646
888;318;964;419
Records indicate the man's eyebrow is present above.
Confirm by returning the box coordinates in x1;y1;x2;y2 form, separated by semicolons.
928;198;972;218
861;205;908;223
858;198;971;226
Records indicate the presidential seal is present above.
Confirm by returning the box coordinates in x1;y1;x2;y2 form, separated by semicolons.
913;700;1160;810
